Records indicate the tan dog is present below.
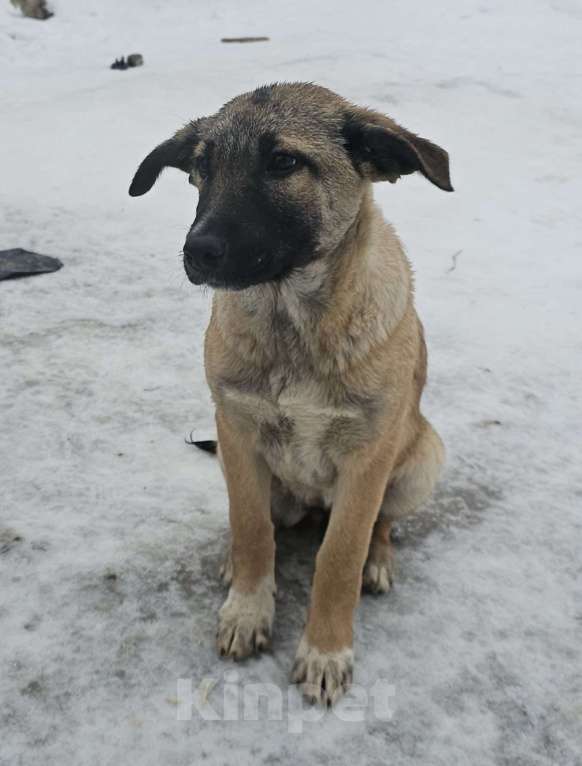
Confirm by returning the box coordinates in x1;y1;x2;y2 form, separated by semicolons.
129;83;452;706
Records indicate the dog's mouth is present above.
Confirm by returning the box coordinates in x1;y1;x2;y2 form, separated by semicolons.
182;254;294;291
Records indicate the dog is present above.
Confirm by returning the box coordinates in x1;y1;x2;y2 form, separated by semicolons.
129;82;452;706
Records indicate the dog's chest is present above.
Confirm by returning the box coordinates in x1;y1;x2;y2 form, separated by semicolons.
220;372;370;494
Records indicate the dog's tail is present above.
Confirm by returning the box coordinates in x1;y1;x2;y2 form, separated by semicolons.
185;432;217;455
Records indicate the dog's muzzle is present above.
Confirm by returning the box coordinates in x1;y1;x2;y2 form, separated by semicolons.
182;234;227;285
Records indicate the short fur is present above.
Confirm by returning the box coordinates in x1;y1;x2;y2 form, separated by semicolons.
129;82;452;706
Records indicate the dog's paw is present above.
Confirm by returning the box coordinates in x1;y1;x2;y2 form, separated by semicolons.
362;546;394;594
291;636;354;706
362;559;394;594
216;577;275;660
218;546;233;587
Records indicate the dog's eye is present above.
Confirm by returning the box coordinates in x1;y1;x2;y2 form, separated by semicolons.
196;156;210;180
267;152;299;175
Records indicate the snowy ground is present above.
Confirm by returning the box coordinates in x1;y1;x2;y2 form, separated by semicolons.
1;0;581;764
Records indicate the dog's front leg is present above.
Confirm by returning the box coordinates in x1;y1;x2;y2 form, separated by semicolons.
292;453;392;705
215;409;276;660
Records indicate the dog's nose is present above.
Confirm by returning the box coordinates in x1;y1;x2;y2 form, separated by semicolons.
183;234;225;266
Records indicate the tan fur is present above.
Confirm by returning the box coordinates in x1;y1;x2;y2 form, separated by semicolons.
129;82;451;706
206;189;444;701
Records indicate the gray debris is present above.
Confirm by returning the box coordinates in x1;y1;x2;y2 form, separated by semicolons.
10;0;53;20
127;53;144;67
221;36;269;43
111;53;144;70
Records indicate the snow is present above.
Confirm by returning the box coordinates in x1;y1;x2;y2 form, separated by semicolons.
1;0;581;764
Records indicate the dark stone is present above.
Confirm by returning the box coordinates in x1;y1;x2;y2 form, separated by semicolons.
127;53;144;68
13;0;53;21
110;57;128;70
111;54;144;71
0;248;63;281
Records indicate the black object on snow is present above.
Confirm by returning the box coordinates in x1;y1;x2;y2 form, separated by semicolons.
127;53;144;67
111;54;144;70
0;248;63;281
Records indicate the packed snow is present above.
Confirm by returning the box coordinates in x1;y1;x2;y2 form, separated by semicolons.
1;1;581;764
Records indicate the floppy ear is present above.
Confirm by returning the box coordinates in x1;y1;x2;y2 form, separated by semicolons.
343;109;453;192
128;121;202;197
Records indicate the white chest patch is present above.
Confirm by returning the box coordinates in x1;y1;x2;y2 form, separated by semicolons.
220;381;368;503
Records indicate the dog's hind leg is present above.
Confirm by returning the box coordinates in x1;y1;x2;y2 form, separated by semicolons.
362;515;395;594
363;418;444;593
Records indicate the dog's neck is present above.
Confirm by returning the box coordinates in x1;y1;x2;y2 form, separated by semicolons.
215;186;411;370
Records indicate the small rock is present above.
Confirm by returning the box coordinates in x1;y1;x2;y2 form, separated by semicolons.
127;53;144;68
11;0;53;20
111;57;129;70
111;53;144;70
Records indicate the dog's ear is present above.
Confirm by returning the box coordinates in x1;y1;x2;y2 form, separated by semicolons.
128;121;202;196
343;109;453;192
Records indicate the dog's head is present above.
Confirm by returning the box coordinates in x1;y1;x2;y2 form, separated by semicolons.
129;83;452;290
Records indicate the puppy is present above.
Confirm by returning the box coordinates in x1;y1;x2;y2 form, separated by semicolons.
129;82;452;706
